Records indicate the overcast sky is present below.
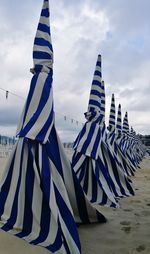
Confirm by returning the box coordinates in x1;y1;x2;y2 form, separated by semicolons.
0;0;150;141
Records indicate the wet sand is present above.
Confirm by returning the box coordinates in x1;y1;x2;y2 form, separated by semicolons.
0;156;150;254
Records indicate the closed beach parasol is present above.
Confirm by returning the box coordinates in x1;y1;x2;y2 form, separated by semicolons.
72;55;118;208
0;1;81;253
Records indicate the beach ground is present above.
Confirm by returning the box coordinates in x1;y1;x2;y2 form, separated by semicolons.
0;156;150;254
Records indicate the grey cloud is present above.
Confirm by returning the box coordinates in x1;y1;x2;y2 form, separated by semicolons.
0;0;150;138
0;106;20;126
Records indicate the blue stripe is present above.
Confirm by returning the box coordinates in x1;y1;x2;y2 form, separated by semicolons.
100;106;105;112
92;80;101;87
21;73;39;130
34;38;53;51
71;166;90;223
117;118;121;122
31;147;51;244
46;126;64;179
33;51;52;60
107;149;127;197
124;177;134;196
54;186;81;252
90;167;98;203
80;123;97;156
101;92;105;97
96;61;101;67
19;73;53;139
91;128;101;159
101;100;105;104
38;23;50;35
94;70;101;77
110;115;115;120
36;104;53;141
90;89;101;98
41;8;49;18
116;124;121;129
46;231;62;253
73;124;87;150
96;156;112;194
109;120;115;125
96;157;115;205
16;142;35;238
110;109;115;114
77;162;86;183
0;150;16;217
31;148;63;252
2;142;25;231
89;99;101;109
101;146;118;197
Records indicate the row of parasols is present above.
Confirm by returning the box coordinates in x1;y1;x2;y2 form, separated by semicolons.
0;0;146;254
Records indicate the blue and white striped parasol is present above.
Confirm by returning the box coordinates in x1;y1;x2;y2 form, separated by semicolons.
0;1;82;253
72;55;118;208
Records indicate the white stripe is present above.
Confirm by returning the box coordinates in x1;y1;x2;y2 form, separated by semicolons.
86;159;93;200
93;75;101;82
36;30;51;45
86;123;100;158
34;44;52;55
26;88;53;142
11;142;28;234
95;66;101;73
23;73;45;127
91;84;101;94
90;94;101;103
38;176;59;247
23;147;43;242
39;16;50;27
1;140;23;222
58;217;80;254
73;154;85;173
42;0;49;10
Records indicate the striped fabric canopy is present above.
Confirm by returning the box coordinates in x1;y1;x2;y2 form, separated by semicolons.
88;55;102;114
115;104;135;176
121;113;141;170
122;112;129;134
16;0;54;143
72;54;136;212
107;101;135;177
96;80;134;195
100;81;106;120
108;94;116;132
0;1;110;253
0;1;86;253
99;89;134;199
116;111;137;175
73;55;118;208
116;104;122;133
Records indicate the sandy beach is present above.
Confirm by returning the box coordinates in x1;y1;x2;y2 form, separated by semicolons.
0;155;150;254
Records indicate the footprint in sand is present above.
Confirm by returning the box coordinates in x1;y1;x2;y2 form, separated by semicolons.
120;221;131;226
123;209;133;212
121;226;131;234
146;203;150;207
134;213;140;217
136;244;146;252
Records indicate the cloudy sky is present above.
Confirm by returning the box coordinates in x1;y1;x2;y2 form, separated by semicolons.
0;0;150;141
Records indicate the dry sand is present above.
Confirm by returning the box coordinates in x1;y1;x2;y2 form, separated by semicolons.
0;156;150;254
